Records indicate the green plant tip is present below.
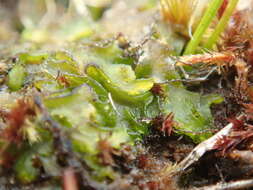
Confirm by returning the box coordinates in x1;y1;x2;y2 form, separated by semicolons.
183;0;223;55
204;0;239;50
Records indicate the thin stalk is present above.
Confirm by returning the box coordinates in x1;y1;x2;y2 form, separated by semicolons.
183;0;223;55
204;0;239;50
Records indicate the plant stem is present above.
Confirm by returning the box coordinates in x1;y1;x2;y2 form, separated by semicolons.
204;0;239;50
183;0;223;55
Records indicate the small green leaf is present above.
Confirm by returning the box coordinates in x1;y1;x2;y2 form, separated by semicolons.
86;64;153;106
8;64;26;91
19;52;49;64
162;85;223;143
15;150;39;184
87;5;107;21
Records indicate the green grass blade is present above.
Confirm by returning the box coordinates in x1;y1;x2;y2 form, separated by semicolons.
204;0;239;50
183;0;223;55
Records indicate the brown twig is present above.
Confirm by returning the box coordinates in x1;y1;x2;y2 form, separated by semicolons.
63;168;79;190
192;179;253;190
176;52;235;67
176;115;244;172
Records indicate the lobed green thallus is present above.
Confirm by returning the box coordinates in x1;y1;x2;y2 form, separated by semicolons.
4;39;223;183
1;0;241;187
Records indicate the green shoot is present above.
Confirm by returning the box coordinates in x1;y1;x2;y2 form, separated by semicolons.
204;0;239;50
183;0;223;55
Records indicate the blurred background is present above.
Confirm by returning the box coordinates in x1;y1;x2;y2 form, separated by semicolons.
0;0;251;53
0;0;158;46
